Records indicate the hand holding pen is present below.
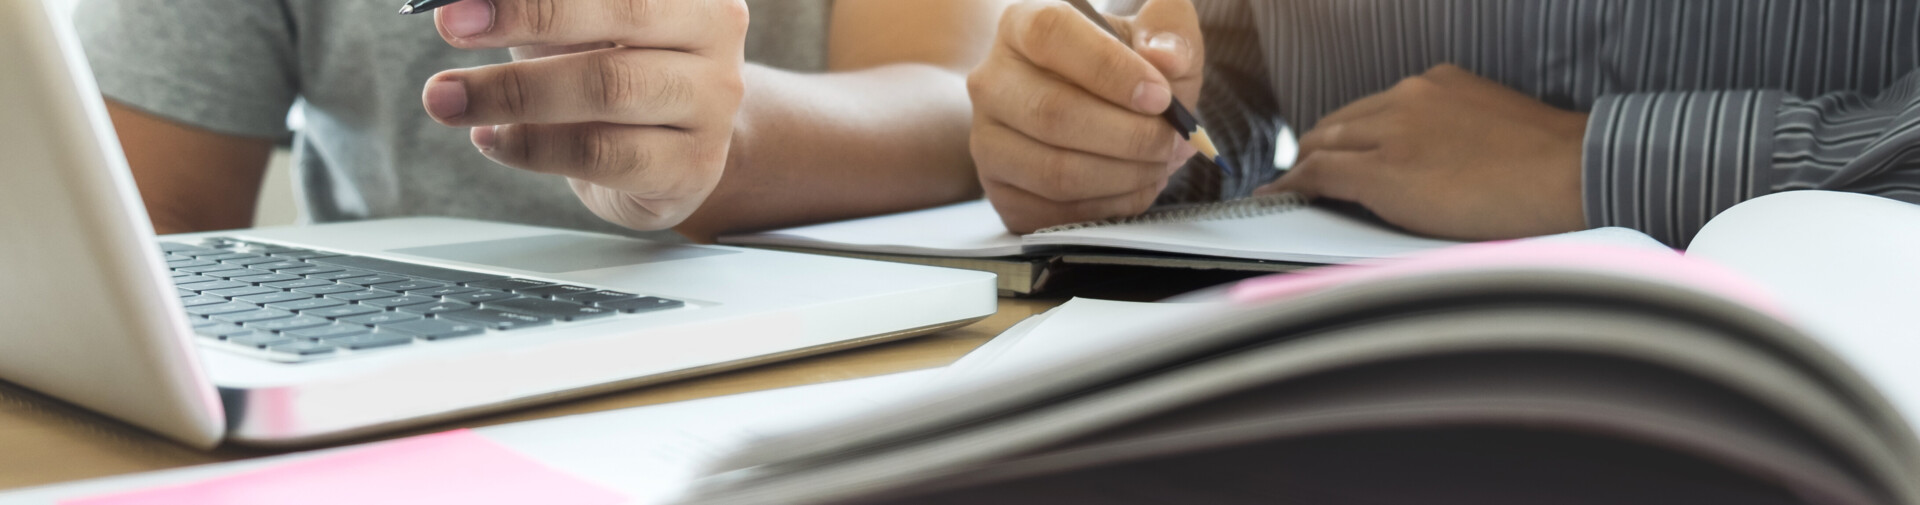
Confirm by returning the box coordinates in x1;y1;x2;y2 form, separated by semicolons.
969;0;1222;234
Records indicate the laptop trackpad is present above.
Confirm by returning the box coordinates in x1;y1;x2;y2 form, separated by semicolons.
390;234;737;273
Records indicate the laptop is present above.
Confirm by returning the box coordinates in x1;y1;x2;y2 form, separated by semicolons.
0;0;996;449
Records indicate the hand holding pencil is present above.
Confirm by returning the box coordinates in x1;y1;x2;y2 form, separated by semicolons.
969;0;1217;234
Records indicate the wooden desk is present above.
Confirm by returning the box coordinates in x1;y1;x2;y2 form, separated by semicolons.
0;297;1067;491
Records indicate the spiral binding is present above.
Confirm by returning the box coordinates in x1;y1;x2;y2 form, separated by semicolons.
1033;192;1309;234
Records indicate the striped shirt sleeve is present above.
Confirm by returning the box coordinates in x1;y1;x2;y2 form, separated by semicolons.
1154;0;1286;205
1585;69;1920;247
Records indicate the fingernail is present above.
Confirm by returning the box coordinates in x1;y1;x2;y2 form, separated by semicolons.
1133;81;1171;114
471;125;498;152
1146;32;1189;60
442;0;493;39
424;79;468;119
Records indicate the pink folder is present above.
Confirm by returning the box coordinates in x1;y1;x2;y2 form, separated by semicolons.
64;430;626;505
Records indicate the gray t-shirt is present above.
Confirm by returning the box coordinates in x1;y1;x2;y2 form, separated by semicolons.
76;0;831;238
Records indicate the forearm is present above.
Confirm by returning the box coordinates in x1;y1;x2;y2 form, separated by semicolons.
106;100;273;235
675;63;980;242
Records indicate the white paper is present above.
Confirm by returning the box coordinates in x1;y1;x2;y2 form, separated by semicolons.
1686;191;1920;442
718;201;1025;257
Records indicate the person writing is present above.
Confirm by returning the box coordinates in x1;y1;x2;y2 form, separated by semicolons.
81;0;1009;242
968;0;1920;247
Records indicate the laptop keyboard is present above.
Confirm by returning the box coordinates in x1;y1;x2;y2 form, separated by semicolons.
159;238;686;363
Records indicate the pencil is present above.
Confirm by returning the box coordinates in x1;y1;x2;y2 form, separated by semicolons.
1062;0;1235;176
397;0;463;15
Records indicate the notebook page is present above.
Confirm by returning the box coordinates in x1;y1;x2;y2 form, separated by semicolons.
718;201;1025;257
1687;191;1920;451
1026;205;1464;264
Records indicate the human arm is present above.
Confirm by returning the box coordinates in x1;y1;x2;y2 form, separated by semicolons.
73;0;297;234
1266;65;1920;247
106;102;274;234
673;0;1011;242
967;0;1207;233
421;0;1009;242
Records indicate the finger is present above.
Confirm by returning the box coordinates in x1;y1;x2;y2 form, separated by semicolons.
435;0;750;54
972;57;1180;163
425;48;723;127
473;122;726;201
973;121;1172;202
568;178;707;232
984;179;1164;234
1294;121;1382;160
1129;0;1205;100
1313;92;1393;128
1268;150;1377;203
1001;1;1172;115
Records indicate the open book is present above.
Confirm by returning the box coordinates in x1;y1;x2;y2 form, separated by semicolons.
717;195;1464;294
673;191;1920;505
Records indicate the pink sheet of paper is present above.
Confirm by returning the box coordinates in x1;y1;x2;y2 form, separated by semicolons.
63;430;626;505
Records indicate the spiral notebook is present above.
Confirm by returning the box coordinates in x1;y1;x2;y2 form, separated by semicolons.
718;195;1465;293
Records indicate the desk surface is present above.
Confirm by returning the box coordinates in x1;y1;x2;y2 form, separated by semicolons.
0;297;1068;491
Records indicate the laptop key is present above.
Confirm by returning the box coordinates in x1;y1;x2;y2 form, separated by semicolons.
235;292;312;305
270;251;342;260
178;264;253;274
360;295;436;309
279;266;344;276
377;280;444;292
597;297;686;313
185;302;259;316
324;334;415;350
247;315;333;332
193;323;254;338
190;318;222;328
439;309;553;330
234;273;301;284
339;275;409;286
482;298;615;321
377;319;486;340
267;341;338;356
397;301;475;316
205;286;278;298
325;290;399;302
294;284;366;295
286;324;372;341
211;309;296;325
266;298;347;312
462;278;553;292
176;288;197;297
166;259;217;269
180;294;228;307
340;311;423;326
554;290;640;305
226;333;297;349
252;261;311;272
443;290;517;304
516;285;596;299
200;269;270;280
220;256;283;266
202;252;265;262
308;255;507;284
306;269;375;281
301;305;384;320
158;242;210;253
179;280;248;292
265;279;335;290
406;286;478;297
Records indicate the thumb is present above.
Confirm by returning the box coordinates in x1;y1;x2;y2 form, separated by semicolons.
1129;0;1203;105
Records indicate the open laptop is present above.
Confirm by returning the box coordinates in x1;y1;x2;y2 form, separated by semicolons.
0;0;995;449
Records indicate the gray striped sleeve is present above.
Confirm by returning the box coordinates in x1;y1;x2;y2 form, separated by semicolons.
1770;69;1920;207
1155;0;1284;205
1582;90;1783;248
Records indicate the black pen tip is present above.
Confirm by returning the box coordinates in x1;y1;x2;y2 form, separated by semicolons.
398;4;416;14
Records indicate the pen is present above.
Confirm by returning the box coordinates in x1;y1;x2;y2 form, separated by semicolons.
397;0;462;15
1062;0;1235;176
